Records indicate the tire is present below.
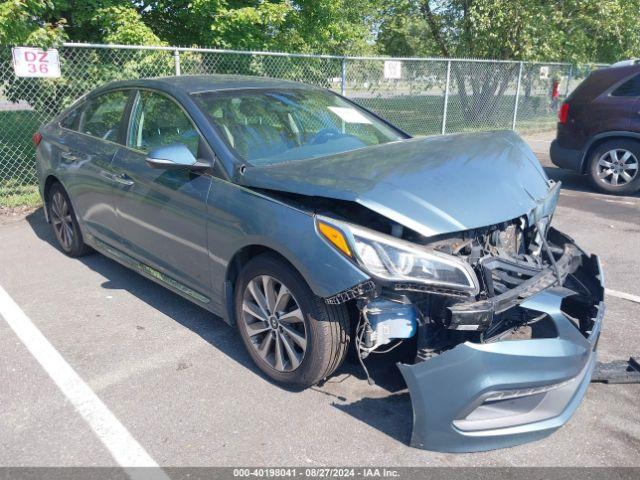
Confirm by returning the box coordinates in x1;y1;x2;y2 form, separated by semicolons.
588;139;640;194
235;253;350;388
47;182;91;257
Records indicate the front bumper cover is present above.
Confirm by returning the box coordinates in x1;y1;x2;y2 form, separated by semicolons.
398;253;604;453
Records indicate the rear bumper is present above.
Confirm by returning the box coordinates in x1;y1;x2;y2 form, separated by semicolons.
550;139;583;172
398;253;604;453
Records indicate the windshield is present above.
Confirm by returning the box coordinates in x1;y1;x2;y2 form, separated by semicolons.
192;88;405;165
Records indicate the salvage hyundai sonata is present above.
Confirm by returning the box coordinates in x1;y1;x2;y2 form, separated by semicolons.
35;75;604;453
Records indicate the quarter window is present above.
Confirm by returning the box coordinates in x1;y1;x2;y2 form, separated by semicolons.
80;90;130;142
612;74;640;97
60;105;82;131
128;91;200;156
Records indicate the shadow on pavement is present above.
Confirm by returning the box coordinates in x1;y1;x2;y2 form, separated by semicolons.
544;166;593;193
544;165;640;198
25;207;415;445
322;356;414;445
25;207;264;380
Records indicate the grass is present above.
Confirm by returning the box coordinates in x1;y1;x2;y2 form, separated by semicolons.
0;110;46;210
0;181;41;209
359;94;557;136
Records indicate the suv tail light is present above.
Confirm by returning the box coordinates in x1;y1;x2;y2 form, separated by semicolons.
558;103;569;124
32;132;42;147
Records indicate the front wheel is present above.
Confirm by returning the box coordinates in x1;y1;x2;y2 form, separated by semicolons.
235;253;350;388
588;139;640;194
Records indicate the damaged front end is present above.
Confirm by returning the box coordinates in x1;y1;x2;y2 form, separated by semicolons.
315;185;605;453
399;240;604;452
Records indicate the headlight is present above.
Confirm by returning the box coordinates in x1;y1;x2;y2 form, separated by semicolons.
316;216;479;294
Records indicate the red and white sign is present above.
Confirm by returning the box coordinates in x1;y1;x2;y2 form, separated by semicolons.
12;47;61;78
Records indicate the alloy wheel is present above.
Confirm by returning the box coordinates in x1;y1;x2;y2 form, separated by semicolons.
50;191;74;250
241;275;307;372
596;149;639;186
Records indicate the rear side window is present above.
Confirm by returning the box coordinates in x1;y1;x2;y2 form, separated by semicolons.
80;90;130;142
612;74;640;97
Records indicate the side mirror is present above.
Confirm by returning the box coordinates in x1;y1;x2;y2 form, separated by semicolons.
146;143;209;170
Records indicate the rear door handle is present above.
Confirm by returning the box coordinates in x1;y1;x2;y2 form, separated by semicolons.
60;151;79;162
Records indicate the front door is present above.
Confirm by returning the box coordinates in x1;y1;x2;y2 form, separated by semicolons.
110;90;213;299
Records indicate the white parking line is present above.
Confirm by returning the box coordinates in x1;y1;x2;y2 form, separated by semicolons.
606;288;640;305
0;285;168;480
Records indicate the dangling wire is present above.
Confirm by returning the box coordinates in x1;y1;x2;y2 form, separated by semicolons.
355;312;375;386
537;221;563;286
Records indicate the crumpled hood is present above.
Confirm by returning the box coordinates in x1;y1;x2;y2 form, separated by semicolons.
240;130;556;237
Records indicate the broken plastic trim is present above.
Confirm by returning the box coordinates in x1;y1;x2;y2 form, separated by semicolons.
324;280;376;305
447;237;582;330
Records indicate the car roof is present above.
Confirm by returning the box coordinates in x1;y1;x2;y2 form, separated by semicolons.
568;64;640;102
92;74;319;96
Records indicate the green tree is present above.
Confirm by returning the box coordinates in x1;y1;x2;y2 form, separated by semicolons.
0;0;166;47
109;0;380;53
0;1;65;46
375;0;640;124
377;0;640;63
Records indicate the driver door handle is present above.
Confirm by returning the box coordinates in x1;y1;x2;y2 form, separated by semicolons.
112;173;135;187
102;171;135;187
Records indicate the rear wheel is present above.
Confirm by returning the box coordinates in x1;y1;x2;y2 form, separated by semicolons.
48;183;91;257
235;253;350;388
588;139;640;194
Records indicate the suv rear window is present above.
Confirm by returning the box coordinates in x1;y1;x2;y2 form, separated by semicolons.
612;74;640;97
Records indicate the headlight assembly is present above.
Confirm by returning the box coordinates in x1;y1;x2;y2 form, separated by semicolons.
316;216;479;294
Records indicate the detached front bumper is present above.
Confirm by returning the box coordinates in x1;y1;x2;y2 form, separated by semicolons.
398;253;604;453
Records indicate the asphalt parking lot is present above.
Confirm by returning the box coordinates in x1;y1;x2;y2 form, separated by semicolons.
1;132;639;468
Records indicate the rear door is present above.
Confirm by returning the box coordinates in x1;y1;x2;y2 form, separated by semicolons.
109;89;213;299
57;89;133;245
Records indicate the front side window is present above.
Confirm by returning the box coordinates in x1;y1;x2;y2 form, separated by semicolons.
192;89;405;166
128;91;200;156
80;90;130;142
612;74;640;97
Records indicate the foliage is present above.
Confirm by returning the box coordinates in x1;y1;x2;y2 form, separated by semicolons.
376;0;640;63
0;0;65;47
373;0;640;122
90;6;162;45
0;0;380;55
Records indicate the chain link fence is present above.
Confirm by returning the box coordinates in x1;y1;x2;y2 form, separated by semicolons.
0;43;607;205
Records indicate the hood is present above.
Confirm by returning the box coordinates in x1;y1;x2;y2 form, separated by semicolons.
240;130;555;237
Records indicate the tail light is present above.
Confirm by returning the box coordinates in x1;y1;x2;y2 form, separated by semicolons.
32;132;42;147
558;103;569;124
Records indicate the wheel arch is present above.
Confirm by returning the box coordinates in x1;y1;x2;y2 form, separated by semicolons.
581;131;640;173
42;174;62;223
222;244;308;326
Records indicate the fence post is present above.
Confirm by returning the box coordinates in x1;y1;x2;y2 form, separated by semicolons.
174;49;181;76
511;61;523;131
564;64;573;97
340;57;347;96
441;60;451;135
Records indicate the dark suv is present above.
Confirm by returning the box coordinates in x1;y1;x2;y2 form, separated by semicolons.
550;64;640;194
